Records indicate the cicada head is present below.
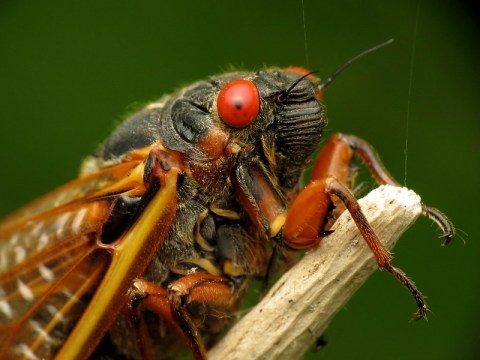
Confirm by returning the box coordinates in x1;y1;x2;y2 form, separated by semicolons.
158;69;325;191
100;68;324;193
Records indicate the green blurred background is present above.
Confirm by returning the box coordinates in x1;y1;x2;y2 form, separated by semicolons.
0;0;478;359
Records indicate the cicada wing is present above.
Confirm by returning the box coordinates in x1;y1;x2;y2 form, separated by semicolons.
0;238;111;359
0;160;142;233
0;157;147;272
0;150;180;360
0;199;112;273
0;158;148;358
0;198;114;358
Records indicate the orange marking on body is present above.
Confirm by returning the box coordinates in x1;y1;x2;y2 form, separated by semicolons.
197;125;230;160
284;180;330;250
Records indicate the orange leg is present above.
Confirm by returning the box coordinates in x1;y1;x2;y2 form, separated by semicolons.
129;274;233;360
282;133;443;319
315;134;455;243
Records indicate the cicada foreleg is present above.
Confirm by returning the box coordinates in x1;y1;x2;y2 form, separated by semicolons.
130;275;233;360
283;133;455;319
319;133;455;243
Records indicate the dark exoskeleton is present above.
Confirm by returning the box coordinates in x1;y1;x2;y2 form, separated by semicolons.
0;67;454;360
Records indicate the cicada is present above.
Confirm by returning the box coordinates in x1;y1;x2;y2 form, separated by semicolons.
0;53;454;359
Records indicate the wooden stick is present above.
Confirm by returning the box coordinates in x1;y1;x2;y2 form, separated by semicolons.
208;185;422;360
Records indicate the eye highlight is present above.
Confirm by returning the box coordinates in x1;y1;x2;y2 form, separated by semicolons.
217;79;259;128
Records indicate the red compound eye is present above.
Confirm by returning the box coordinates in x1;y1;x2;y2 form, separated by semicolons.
217;79;259;128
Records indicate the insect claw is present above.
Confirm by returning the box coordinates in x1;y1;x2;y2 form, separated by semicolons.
413;305;428;321
421;205;455;245
439;232;453;246
319;229;334;237
384;264;427;321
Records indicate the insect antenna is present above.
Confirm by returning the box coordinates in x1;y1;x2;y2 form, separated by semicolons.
280;70;319;101
319;38;394;91
286;71;319;93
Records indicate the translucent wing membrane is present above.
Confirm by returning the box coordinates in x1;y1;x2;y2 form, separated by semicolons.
0;161;141;232
0;200;109;273
0;241;110;359
0;158;147;359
